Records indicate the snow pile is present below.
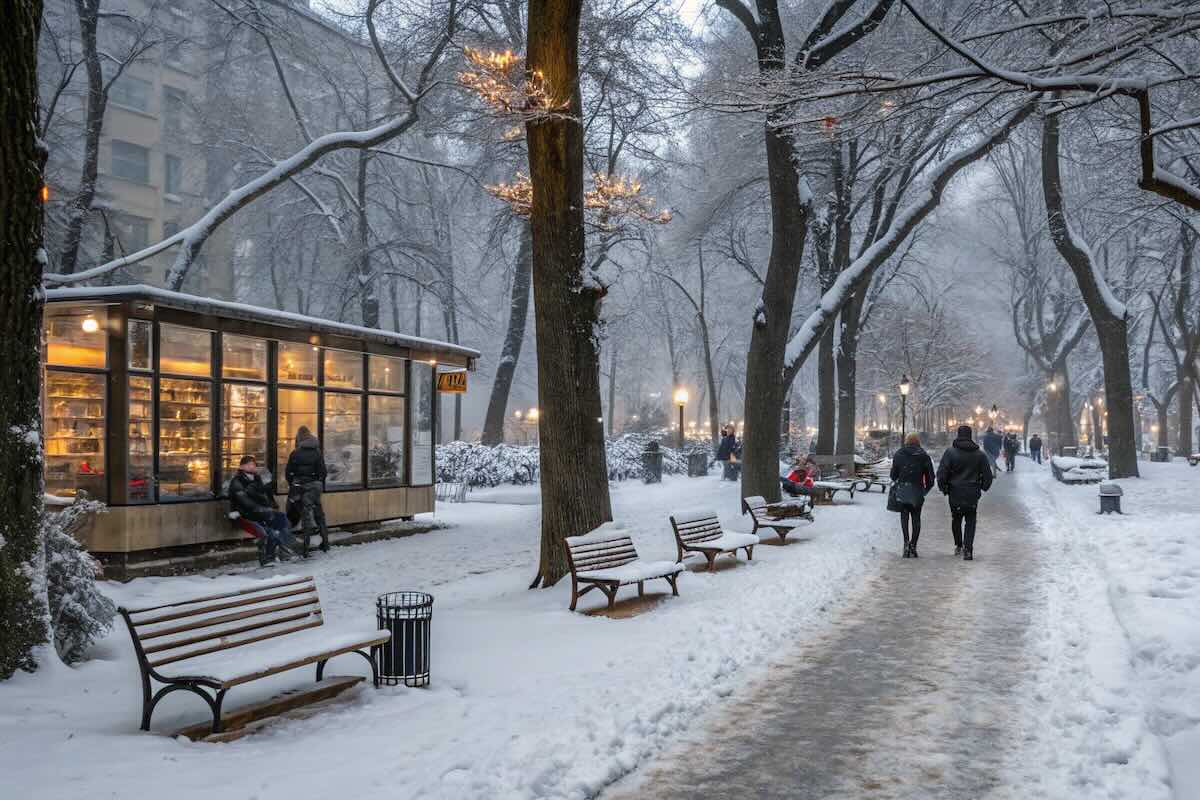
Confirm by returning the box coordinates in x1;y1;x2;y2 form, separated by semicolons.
1012;462;1200;798
0;474;891;800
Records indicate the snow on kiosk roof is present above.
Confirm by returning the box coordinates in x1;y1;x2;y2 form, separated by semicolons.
45;284;480;367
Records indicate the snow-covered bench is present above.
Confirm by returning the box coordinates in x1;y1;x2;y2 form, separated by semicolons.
118;575;389;735
1050;456;1108;484
565;525;683;611
742;495;812;543
670;509;759;571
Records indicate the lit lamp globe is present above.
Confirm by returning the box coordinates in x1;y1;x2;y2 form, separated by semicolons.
673;388;689;407
81;315;99;333
527;407;539;422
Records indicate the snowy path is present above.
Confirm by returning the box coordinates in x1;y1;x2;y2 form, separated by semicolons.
609;471;1044;799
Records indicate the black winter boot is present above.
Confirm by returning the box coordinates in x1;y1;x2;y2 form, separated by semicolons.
910;543;919;558
963;547;973;561
954;545;962;556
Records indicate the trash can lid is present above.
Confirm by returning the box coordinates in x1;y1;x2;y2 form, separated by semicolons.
1098;482;1123;496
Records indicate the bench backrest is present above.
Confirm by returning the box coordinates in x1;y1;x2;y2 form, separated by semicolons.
119;576;323;674
670;509;723;546
566;532;639;574
742;495;768;518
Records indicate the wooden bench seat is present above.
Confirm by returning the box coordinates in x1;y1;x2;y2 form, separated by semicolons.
670;509;758;571
812;479;856;503
565;526;683;611
119;576;389;734
742;495;812;543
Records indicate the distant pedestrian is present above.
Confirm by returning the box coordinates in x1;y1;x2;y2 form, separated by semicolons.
889;432;935;558
716;427;738;481
937;425;994;561
1002;432;1019;472
982;426;1003;476
1028;433;1043;464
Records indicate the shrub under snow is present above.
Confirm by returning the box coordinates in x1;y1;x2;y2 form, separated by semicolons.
44;497;115;665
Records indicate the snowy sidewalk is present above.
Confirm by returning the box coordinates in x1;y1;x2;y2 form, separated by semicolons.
1;474;892;800
607;470;1048;799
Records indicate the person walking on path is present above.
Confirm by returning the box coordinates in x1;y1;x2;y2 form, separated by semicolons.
286;425;331;557
716;427;738;481
889;432;935;558
937;425;994;561
1002;432;1019;472
982;426;1003;476
1028;433;1043;464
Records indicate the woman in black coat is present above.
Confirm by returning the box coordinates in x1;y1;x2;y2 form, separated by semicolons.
889;432;936;558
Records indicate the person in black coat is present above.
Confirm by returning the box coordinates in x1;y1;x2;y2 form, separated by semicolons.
1002;432;1019;472
286;425;330;556
889;432;935;558
716;428;739;481
228;455;294;566
1028;433;1043;464
936;425;995;561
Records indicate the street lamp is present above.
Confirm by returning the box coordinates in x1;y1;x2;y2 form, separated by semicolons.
673;387;688;448
899;375;911;441
989;404;998;425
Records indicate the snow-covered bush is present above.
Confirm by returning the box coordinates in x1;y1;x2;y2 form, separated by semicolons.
44;497;115;665
436;436;700;486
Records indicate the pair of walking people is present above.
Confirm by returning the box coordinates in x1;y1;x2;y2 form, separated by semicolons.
889;425;994;561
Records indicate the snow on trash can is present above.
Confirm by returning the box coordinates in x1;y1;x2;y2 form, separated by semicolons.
642;441;663;484
1098;482;1123;515
375;592;433;687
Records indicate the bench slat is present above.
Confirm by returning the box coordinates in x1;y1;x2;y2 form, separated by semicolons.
142;608;324;656
149;619;324;668
568;537;634;554
123;576;315;616
131;585;319;627
138;595;321;642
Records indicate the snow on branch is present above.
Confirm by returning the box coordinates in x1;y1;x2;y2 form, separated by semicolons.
783;99;1037;373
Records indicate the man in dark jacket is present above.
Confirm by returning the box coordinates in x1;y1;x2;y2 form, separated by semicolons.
937;425;994;561
1028;433;1043;464
228;455;294;566
1002;432;1019;472
716;428;738;481
286;425;330;556
981;427;1003;476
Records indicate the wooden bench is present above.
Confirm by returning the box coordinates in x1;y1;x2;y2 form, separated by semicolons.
811;479;856;504
851;475;891;493
118;576;389;735
565;527;683;611
742;495;812;543
669;509;759;571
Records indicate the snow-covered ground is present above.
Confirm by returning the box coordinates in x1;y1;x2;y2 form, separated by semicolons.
1011;459;1200;799
1;473;891;800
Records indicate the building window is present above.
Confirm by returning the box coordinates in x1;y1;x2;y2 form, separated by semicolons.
111;213;150;253
368;355;405;393
324;349;362;389
44;371;107;502
160;323;212;376
277;389;318;489
163;86;187;128
163;220;181;239
222;334;267;381
45;305;107;369
110;75;152;113
368;395;405;485
158;378;212;500
128;318;152;370
222;383;268;491
410;362;434;485
324;393;363;488
128;376;153;503
111;140;150;183
278;342;318;385
164;154;183;194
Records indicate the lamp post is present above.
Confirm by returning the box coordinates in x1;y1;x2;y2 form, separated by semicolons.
899;375;911;441
673;388;688;449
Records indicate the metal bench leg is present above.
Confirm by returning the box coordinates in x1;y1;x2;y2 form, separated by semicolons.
316;658;328;682
666;573;679;596
637;581;644;597
746;545;754;561
143;683;221;734
705;552;717;572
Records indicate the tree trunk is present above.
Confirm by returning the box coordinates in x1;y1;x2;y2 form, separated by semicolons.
1;0;50;679
526;0;611;587
1179;376;1194;456
1042;112;1138;477
606;337;618;437
836;292;865;455
815;324;836;455
57;0;105;275
481;221;533;445
702;326;719;450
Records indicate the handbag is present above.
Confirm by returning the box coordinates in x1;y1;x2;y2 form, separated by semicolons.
886;483;902;512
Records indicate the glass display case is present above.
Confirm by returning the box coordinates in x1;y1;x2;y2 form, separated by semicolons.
128;319;152;370
410;363;435;485
277;388;317;488
368;394;405;484
44;371;107;501
46;305;108;369
159;378;212;500
369;355;405;393
128;376;153;503
222;335;267;381
160;323;212;376
324;349;363;389
278;342;318;385
221;383;267;488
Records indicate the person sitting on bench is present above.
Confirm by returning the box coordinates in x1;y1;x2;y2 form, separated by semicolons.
781;457;817;497
229;455;296;566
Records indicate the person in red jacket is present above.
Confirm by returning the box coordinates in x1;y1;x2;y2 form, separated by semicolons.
781;456;817;496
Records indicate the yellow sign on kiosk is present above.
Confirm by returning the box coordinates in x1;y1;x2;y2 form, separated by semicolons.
437;371;467;393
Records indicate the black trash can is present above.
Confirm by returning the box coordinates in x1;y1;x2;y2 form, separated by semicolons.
375;592;433;687
642;442;663;484
687;450;708;477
